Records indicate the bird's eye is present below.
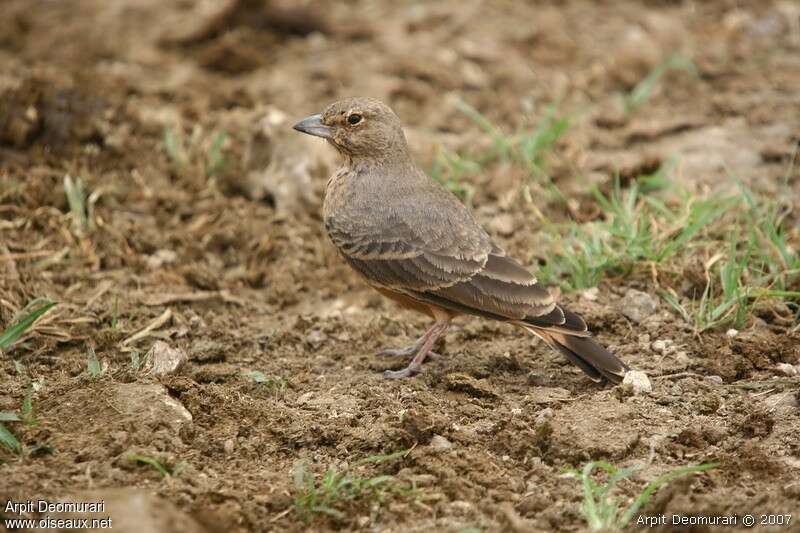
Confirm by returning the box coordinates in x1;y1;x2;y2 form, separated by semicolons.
347;113;362;125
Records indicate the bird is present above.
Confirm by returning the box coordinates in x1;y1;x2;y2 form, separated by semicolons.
293;97;629;382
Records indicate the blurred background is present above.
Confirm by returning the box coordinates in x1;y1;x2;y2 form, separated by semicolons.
1;1;799;532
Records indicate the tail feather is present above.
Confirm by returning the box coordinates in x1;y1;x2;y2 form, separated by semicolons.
520;325;629;383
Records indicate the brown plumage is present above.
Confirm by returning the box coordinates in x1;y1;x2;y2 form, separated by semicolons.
293;97;629;382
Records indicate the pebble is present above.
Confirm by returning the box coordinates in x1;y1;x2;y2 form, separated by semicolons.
776;363;798;377
430;434;454;451
619;289;658;323
536;407;554;423
621;370;652;395
581;287;599;301
223;438;236;454
726;328;739;337
146;341;188;376
705;375;724;384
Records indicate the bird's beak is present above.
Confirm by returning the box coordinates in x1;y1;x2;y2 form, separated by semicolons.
292;113;332;139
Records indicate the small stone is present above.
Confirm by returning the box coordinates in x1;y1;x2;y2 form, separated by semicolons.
146;341;188;376
705;375;724;384
621;370;652;395
430;434;454;450
580;287;599;301
296;392;313;405
526;371;547;386
776;363;798;376
619;289;658;323
536;407;554;423
726;328;739;338
674;351;690;364
223;439;236;454
305;329;328;349
146;249;178;270
651;340;668;353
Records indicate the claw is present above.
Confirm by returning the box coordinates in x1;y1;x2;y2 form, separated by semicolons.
383;363;421;379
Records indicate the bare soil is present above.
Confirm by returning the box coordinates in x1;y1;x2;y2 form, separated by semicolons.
1;1;799;532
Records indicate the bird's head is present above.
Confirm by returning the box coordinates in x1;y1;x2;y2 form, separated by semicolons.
293;97;408;161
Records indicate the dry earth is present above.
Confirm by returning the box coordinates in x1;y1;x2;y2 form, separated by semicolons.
1;1;799;532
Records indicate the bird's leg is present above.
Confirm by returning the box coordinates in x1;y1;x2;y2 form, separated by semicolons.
383;321;449;379
378;331;441;359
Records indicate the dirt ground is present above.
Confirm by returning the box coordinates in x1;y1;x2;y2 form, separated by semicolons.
1;0;799;532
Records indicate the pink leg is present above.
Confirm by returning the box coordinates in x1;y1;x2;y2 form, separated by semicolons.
383;321;449;379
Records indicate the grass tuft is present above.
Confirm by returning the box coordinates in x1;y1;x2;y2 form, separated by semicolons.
87;348;103;379
164;126;228;181
127;453;171;477
0;301;57;354
292;449;415;522
571;461;718;531
63;175;96;236
0;412;22;453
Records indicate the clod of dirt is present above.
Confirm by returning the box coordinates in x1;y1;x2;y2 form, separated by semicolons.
489;213;516;237
163;0;328;46
54;488;208;533
443;373;498;399
736;410;775;438
112;383;193;427
619;288;659;323
621;370;652;395
0;78;105;152
146;341;188;376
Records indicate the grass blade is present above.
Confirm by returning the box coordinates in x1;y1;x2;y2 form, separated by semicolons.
0;301;57;352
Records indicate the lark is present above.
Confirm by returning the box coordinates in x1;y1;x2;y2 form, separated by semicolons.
294;97;629;381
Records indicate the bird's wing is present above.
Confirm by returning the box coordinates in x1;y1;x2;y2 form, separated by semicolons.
328;182;561;322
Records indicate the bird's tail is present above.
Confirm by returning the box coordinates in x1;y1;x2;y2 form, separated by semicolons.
519;325;629;383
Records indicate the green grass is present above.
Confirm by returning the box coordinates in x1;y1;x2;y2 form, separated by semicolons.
570;461;718;531
621;53;697;114
0;384;44;455
242;370;287;399
87;348;103;379
127;453;174;477
430;148;479;206
0;301;56;354
432;100;571;206
0;412;22;453
164;127;228;180
535;173;799;332
538;176;736;289
63;175;94;236
292;449;415;522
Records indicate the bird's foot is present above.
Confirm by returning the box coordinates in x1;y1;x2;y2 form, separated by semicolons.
383;362;421;379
